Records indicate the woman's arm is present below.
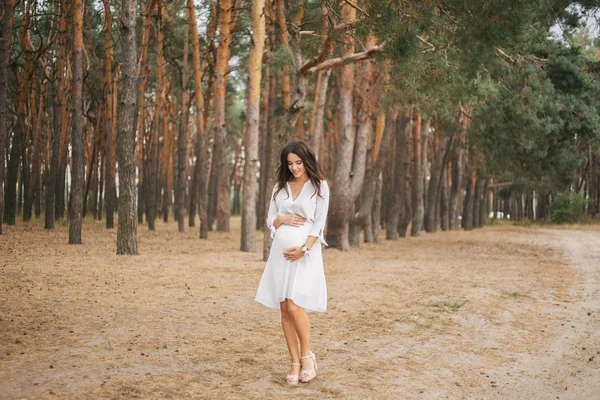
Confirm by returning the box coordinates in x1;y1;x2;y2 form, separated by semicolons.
265;189;279;238
266;187;306;238
307;181;330;247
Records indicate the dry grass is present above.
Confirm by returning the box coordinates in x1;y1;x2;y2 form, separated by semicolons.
0;217;584;399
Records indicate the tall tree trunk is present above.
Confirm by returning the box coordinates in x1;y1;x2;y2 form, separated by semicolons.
32;87;43;219
398;110;412;238
136;0;156;225
256;9;274;231
148;0;165;231
241;0;265;252
116;0;139;255
479;179;489;227
261;73;277;261
462;169;476;231
19;0;34;222
473;176;482;228
425;124;444;233
275;0;291;111
386;108;409;239
5;134;19;225
56;74;70;221
103;0;115;229
371;173;383;243
326;5;366;251
98;152;104;219
309;69;331;157
213;0;234;232
187;0;210;238
69;0;84;244
411;111;424;237
449;111;467;230
161;93;173;223
350;109;394;245
83;137;98;218
421;119;429;231
0;0;16;233
177;23;189;232
45;13;63;228
440;162;450;231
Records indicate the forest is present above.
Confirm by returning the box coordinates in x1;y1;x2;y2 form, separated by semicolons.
1;0;600;255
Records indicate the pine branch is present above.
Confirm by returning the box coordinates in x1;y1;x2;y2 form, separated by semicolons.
306;42;385;74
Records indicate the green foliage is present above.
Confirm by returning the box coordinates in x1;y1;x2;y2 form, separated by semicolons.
549;192;591;223
270;47;295;74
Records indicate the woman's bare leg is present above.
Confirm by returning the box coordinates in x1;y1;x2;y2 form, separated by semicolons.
285;299;315;373
280;301;301;376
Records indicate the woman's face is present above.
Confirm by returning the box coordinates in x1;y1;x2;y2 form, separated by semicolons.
287;152;306;180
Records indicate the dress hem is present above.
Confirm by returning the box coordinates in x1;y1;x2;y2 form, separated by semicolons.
254;297;327;313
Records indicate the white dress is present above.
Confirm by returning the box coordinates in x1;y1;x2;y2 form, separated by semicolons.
255;179;329;312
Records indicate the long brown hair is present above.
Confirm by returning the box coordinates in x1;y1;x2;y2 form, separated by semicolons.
273;141;326;200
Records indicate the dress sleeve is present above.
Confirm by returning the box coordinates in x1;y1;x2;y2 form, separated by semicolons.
266;186;279;239
308;180;329;246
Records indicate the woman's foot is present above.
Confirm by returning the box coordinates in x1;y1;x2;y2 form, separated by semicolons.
286;362;301;385
300;352;317;383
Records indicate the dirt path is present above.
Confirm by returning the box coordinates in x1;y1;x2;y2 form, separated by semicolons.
1;220;599;399
476;229;600;400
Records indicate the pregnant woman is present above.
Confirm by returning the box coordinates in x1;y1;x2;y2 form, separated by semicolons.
255;140;330;385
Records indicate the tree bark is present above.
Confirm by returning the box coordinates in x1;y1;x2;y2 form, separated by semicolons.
440;157;450;231
116;0;139;255
98;152;104;220
410;111;424;237
386;107;410;240
56;62;71;221
83;127;99;218
213;0;234;232
160;86;174;223
187;0;210;238
398;109;412;238
69;0;84;244
31;86;43;219
148;0;165;231
275;0;291;110
5;135;18;225
177;23;189;232
19;1;34;223
261;73;277;261
371;172;383;243
256;7;274;231
425;124;443;232
387;108;411;239
462;169;476;231
102;0;115;229
326;4;367;251
136;0;156;225
350;109;394;245
241;0;265;252
449;110;467;230
0;0;16;233
309;70;331;158
479;179;489;227
473;177;482;228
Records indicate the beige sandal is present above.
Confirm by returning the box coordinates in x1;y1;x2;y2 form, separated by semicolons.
286;362;301;385
299;352;318;383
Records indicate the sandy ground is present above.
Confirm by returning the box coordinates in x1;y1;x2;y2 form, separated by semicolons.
1;217;599;400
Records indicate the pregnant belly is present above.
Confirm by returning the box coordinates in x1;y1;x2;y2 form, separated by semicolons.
273;224;312;249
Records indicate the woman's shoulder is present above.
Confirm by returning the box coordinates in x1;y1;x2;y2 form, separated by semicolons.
318;179;329;191
312;179;329;197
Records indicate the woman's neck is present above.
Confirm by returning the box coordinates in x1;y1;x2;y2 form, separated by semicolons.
290;175;308;184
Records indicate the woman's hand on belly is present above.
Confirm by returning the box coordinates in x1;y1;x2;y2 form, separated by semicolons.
276;214;306;228
284;246;304;261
